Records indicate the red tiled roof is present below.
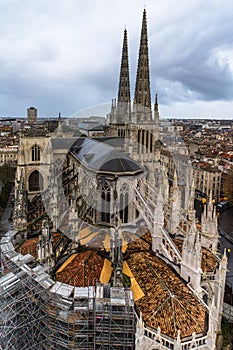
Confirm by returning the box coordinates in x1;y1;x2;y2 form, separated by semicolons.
56;250;104;287
18;232;62;259
174;239;218;273
18;237;38;259
127;252;207;338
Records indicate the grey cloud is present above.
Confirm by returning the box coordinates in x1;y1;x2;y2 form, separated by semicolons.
150;5;233;105
0;0;233;117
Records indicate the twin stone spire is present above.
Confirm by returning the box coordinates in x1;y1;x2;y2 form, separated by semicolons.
114;9;154;124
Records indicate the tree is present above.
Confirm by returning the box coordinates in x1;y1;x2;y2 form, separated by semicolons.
0;164;14;186
0;164;15;209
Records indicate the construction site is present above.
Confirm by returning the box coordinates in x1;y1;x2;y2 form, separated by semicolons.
0;231;135;350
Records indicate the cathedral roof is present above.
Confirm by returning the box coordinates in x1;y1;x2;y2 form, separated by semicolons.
53;230;209;339
18;232;61;259
55;250;104;287
70;137;143;175
124;230;152;253
93;137;125;149
127;251;207;339
51;137;82;150
18;227;212;340
174;239;219;273
18;236;38;259
21;126;50;137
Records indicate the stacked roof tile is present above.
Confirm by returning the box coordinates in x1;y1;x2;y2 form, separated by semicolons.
127;251;207;338
174;239;218;273
56;250;104;287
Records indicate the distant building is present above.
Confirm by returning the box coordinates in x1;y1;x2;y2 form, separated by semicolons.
27;107;37;124
78;122;105;137
189;124;202;132
193;161;222;201
0;145;18;166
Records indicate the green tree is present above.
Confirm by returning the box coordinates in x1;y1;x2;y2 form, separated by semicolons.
0;164;14;186
221;317;233;348
0;164;15;209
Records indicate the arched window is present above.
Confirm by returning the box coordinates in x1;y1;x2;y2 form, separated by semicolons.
141;129;145;146
54;158;63;176
137;130;140;153
31;145;40;162
29;170;43;192
150;133;153;152
146;130;149;150
202;286;209;305
101;181;111;223
119;183;129;224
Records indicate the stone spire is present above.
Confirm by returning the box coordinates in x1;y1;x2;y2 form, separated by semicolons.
111;228;123;287
37;219;54;268
201;193;218;252
214;249;228;332
134;9;152;122
135;312;145;349
110;29;131;125
13;168;27;232
154;93;158;112
152;187;164;253
117;28;130;107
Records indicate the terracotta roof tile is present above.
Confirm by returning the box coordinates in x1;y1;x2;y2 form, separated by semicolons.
56;250;104;287
174;239;218;273
18;237;38;259
125;231;151;253
127;252;207;338
18;232;62;259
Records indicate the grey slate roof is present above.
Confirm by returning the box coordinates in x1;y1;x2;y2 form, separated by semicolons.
70;137;142;175
94;137;125;148
51;137;82;150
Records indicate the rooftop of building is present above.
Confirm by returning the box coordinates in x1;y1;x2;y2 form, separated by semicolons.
21;126;50;137
56;249;105;287
16;228;213;339
18;232;61;259
70;137;143;175
174;239;218;273
127;251;207;338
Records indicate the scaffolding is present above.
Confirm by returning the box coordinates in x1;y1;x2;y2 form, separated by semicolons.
95;284;135;350
39;284;95;350
1;235;135;350
0;251;95;349
1;266;135;349
0;268;46;350
0;214;136;350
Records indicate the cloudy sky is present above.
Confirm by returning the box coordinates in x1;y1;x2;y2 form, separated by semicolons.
1;0;233;119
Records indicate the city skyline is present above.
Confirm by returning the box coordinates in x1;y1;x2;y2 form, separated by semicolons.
1;0;233;118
